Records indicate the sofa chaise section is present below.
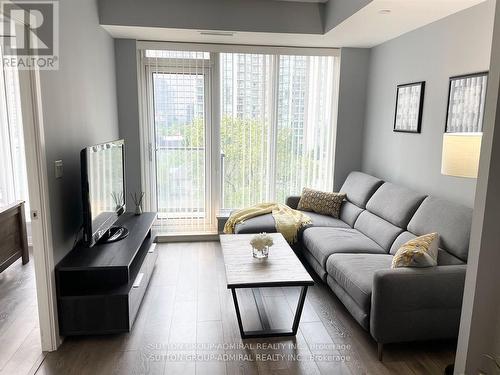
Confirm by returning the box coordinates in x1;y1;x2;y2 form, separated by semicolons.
369;195;471;346
326;253;393;329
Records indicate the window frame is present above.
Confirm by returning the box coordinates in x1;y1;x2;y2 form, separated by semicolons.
143;56;215;226
137;42;340;228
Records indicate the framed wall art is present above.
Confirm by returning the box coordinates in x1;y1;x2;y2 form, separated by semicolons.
445;72;488;133
393;81;425;133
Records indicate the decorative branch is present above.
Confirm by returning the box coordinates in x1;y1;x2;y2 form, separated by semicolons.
130;192;145;207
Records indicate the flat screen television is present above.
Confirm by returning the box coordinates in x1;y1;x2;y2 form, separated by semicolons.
81;139;128;247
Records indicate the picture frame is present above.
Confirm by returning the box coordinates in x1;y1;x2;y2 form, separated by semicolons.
393;81;425;133
445;72;488;133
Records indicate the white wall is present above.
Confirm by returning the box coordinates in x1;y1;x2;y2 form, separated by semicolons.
39;0;119;263
361;1;495;207
114;39;141;197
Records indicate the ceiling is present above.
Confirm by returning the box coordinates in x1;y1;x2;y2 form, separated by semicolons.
274;0;328;2
103;0;487;48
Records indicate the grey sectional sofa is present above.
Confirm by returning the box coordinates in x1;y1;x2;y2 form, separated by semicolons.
234;171;472;358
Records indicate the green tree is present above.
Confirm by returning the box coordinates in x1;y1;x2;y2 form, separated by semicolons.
155;116;317;211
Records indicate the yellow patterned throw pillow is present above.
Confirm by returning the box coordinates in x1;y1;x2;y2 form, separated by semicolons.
297;188;346;218
392;233;440;268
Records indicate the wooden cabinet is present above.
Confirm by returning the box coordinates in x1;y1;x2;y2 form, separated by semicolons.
0;201;29;273
55;213;157;336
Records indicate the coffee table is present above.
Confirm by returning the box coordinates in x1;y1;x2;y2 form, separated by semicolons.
220;233;314;339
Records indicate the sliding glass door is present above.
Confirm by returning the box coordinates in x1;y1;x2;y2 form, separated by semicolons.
147;51;213;233
141;47;338;234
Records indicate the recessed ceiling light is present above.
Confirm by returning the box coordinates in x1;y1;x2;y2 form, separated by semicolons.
378;9;391;14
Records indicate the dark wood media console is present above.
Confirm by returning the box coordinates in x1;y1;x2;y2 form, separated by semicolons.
56;212;157;336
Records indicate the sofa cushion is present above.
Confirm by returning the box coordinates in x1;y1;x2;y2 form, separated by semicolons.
391;231;465;265
303;250;328;281
327;276;370;330
339;172;383;208
305;212;350;229
408;197;472;261
302;227;386;268
339;201;364;227
234;211;350;234
297;188;346;218
326;254;393;312
234;213;277;234
354;211;403;251
390;231;417;255
391;233;439;268
437;249;465;266
366;183;426;228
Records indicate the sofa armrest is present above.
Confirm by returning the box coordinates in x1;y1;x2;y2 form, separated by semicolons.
286;195;301;209
370;265;466;344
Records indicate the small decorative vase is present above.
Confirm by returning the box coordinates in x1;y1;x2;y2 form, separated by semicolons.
134;205;142;216
253;246;269;259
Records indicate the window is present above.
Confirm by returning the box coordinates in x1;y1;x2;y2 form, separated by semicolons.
141;46;339;234
0;45;29;213
275;55;336;203
220;53;272;209
220;53;336;209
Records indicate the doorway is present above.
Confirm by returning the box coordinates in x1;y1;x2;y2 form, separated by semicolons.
0;13;59;374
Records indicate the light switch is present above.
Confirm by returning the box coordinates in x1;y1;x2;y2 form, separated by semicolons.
55;160;63;179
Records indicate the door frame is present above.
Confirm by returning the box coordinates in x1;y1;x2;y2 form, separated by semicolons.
17;60;60;352
1;10;60;351
141;55;216;229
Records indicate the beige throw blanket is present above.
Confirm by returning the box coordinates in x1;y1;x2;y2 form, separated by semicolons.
223;203;311;243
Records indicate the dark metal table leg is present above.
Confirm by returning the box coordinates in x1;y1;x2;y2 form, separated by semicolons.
230;288;246;339
292;286;308;334
230;285;309;339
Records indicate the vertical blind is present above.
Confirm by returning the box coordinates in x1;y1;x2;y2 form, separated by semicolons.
0;45;29;214
142;48;338;234
146;50;213;234
275;55;336;203
220;53;273;209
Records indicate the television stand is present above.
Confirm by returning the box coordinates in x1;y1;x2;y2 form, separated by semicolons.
99;225;129;244
55;212;157;336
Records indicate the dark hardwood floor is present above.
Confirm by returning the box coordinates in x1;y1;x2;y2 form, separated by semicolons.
34;242;455;374
0;251;45;375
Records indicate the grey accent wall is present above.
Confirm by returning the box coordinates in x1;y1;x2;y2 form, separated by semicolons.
40;0;119;263
114;39;141;198
361;1;495;207
98;0;324;35
334;48;371;190
324;0;372;32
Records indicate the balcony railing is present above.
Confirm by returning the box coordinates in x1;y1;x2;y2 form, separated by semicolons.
156;146;205;218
